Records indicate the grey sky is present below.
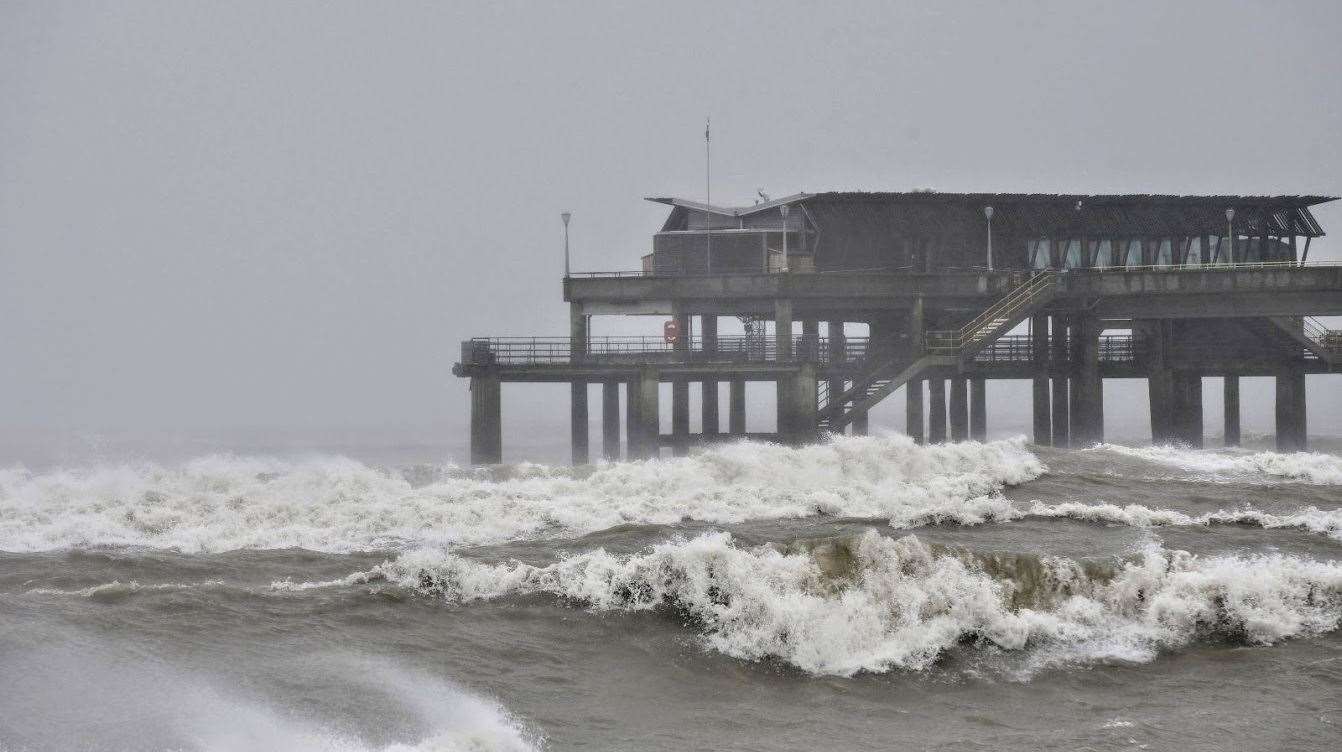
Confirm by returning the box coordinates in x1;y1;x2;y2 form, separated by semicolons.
3;1;1341;455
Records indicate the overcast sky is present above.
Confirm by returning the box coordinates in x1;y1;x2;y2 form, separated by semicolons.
3;1;1341;460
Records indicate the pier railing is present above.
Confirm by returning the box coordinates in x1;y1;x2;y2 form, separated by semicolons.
567;260;1340;280
460;335;872;367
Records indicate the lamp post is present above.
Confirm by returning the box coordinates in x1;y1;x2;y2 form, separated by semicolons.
780;204;790;272
983;206;995;271
561;212;572;277
1225;208;1235;265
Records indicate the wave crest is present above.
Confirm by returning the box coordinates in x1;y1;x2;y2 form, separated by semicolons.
365;531;1342;677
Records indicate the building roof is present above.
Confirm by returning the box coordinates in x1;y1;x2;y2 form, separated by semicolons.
648;191;1338;236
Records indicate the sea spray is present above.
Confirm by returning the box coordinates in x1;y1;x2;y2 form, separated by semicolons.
0;436;1044;552
1088;444;1342;485
362;531;1342;677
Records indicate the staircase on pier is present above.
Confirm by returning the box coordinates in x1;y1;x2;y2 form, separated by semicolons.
1268;316;1342;367
817;271;1060;432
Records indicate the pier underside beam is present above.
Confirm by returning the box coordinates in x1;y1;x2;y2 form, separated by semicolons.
1276;369;1307;452
469;374;502;465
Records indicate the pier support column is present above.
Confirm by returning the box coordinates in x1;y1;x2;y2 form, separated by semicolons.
469;374;502;465
1143;320;1174;444
1050;315;1070;447
1072;317;1103;447
601;380;620;461
728;379;746;436
905;379;924;444
1031;314;1051;446
970;377;987;441
1170;372;1203;448
827;321;847;433
1223;375;1241;447
570;381;589;465
801;318;819;361
671;313;691;456
776;364;818;446
628;369;660;460
949;377;969;442
928;377;948;444
701;316;719;438
851;408;869;436
625;377;641;457
774;299;793;360
1276;368;1307;452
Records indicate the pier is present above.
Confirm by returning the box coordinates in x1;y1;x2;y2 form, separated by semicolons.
455;192;1342;463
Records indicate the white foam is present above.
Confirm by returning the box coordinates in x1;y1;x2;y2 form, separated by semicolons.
0;436;1044;553
1021;501;1342;542
1090;444;1342;485
364;531;1342;677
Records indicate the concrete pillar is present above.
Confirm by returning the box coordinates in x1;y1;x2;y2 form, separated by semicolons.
701;316;719;437
910;297;925;356
905;379;924;444
728;379;746;435
1031;314;1051;446
1050;315;1070;447
1144;320;1174;444
801;318;819;362
631;369;661;459
1223;375;1241;447
970;377;987;441
826;321;846;429
601;380;620;461
1276;369;1307;452
671;313;691;456
569;304;588;361
625;377;641;457
774;299;793;360
776;364;818;446
469;374;502;464
928;377;948;444
851;407;869;436
1072;317;1103;446
1171;372;1204;448
570;380;589;465
949;377;969;442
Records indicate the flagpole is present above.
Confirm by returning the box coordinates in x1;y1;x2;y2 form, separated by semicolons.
705;117;712;274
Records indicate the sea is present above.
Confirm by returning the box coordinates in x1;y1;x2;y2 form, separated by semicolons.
2;430;1341;751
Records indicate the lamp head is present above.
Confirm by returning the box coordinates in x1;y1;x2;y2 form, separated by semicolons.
984;206;994;221
561;212;572;227
1225;208;1235;222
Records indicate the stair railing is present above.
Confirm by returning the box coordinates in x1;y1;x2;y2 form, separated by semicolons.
924;271;1058;355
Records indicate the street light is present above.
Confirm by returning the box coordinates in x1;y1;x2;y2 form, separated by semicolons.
983;206;995;270
1225;208;1235;265
780;204;791;272
561;212;572;277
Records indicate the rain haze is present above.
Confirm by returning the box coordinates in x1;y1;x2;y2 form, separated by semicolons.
7;4;1342;751
4;1;1342;464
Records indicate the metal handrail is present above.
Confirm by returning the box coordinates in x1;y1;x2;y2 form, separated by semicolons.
461;335;873;366
568;260;1342;280
924;271;1058;353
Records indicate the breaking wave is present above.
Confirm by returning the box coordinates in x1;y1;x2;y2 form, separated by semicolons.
1090;444;1342;485
360;531;1342;677
0;436;1043;553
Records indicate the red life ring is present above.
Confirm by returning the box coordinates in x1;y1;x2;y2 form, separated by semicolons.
663;319;680;344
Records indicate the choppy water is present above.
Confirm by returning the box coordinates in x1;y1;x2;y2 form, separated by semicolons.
3;436;1342;750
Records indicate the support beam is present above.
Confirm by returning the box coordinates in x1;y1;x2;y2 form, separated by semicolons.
776;364;818;446
1171;372;1203;448
701;316;719;437
602;380;620;460
625;376;641;457
728;379;746;435
928;377;948;444
1223;375;1241;447
970;377;987;441
1143;320;1174;444
632;368;660;459
851;407;869;436
949;377;969;442
1050;315;1070;447
774;299;793;360
469;374;502;465
905;379;924;444
801;318;819;361
672;313;690;456
570;380;589;465
1072;317;1103;446
1031;314;1051;445
570;304;588;361
1276;368;1307;452
827;321;846;433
